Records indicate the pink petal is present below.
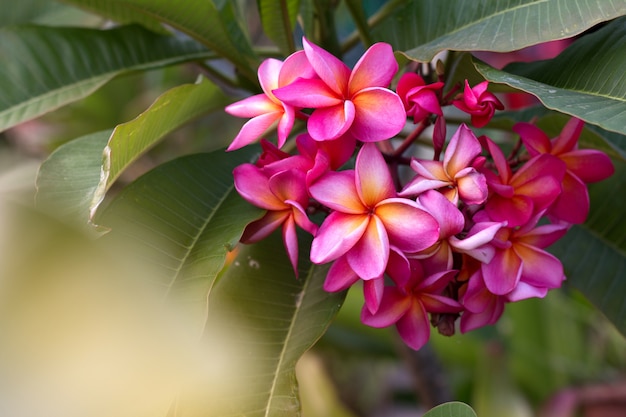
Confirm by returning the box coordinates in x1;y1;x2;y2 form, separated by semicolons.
355;143;396;207
350;87;406;142
324;256;359;292
485;193;533;228
276;105;296;148
513;122;551;155
272;78;342;108
552;117;584;155
257;58;282;99
361;288;409;327
302;37;350;96
397;73;425;107
506;281;548;302
308;101;356;141
455;168;488;205
546;172;589;224
278;50;317;86
514;243;565;289
460;304;504;333
450;221;503;253
225;94;280;118
349;42;397;94
310;212;369;263
417;189;464;238
375;199;440;253
420;294;463;314
309;170;365;214
281;215;300;275
287;200;318;236
561;150;614;183
363;277;385;314
227;111;282;151
234;164;285;210
347;216;389;279
481;247;522;295
269;169;308;205
241;210;288;243
484;137;511;184
444;124;482;177
518;223;569;249
396;302;431;350
386;248;412;287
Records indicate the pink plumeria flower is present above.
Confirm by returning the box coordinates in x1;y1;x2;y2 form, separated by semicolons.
452;80;504;128
479;211;569;296
273;37;406;142
396;73;444;123
513;117;614;223
361;257;462;350
234;164;317;274
482;136;566;227
459;269;506;333
400;124;488;205
309;143;440;280
225;51;316;151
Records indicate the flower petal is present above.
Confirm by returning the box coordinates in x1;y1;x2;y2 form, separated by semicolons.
355;143;396;206
257;58;282;99
350;88;406;142
225;94;280;118
347;216;389;279
349;42;397;94
278;50;316;86
417;190;464;238
396;302;431;350
233;164;284;210
281;216;299;275
303;37;350;96
363;277;385;314
513;121;551;155
308;101;355;141
481;247;522;295
240;210;288;243
514;243;565;289
272;77;342;108
361;288;409;327
310;212;369;263
226;111;282;151
443;124;482;177
561;150;614;183
323;256;359;292
376;199;440;253
309;170;365;214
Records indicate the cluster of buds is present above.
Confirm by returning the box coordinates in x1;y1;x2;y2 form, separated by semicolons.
225;38;614;350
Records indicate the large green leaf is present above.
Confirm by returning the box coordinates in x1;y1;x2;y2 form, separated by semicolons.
370;0;626;62
422;402;477;417
0;24;213;132
95;149;263;331
550;162;626;336
475;16;626;136
258;0;300;55
35;76;230;227
193;232;346;417
61;0;258;82
35;130;111;227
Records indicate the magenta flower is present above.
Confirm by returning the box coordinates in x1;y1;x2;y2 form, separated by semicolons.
400;124;488;205
234;164;318;273
460;269;506;333
480;211;569;296
225;51;316;151
361;257;462;350
482;137;566;227
453;80;504;128
273;38;406;142
396;73;444;123
309;143;439;280
513;117;614;223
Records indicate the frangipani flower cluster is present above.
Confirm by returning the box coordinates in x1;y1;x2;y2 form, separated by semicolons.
226;38;615;350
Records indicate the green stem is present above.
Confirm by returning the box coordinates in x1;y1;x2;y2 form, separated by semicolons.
280;0;296;54
344;0;374;47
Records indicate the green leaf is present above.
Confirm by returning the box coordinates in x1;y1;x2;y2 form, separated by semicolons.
35;130;111;227
35;76;229;227
196;232;346;417
550;162;626;336
96;149;263;331
0;24;212;132
370;0;626;62
475;16;626;136
422;401;477;417
92;76;229;217
62;0;258;82
258;0;300;55
0;0;63;26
